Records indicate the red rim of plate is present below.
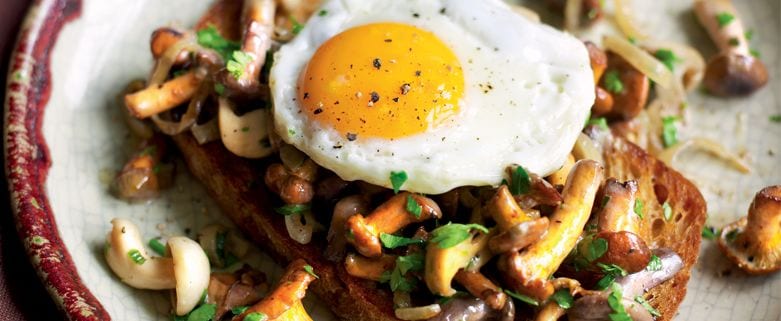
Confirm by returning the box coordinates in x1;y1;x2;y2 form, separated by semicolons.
3;0;110;320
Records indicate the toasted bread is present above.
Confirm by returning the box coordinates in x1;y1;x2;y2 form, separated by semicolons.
172;129;706;321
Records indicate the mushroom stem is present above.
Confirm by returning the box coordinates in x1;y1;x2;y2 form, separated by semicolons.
238;259;317;320
326;195;370;261
217;97;274;159
222;0;275;95
426;231;489;297
534;301;566;321
150;27;188;63
597;179;640;233
488;217;549;254
125;69;205;119
453;270;507;310
505;160;604;301
346;193;442;258
718;185;781;274
484;185;533;231
105;219;175;290
344;253;396;281
694;0;749;55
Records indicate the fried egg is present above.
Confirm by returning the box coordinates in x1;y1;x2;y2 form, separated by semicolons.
270;0;594;194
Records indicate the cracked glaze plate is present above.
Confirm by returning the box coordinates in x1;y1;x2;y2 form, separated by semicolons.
4;0;780;320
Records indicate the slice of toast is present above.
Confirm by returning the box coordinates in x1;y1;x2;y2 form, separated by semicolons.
172;130;706;321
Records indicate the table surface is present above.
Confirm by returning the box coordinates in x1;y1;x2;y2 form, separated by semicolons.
1;0;63;319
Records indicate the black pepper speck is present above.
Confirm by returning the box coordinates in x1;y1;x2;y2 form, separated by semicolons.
346;133;357;141
370;91;380;103
373;58;382;70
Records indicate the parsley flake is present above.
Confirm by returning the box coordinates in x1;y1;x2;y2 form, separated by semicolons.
244;312;269;321
510;166;531;196
661;116;679;148
585;237;608;262
635;296;662;317
646;254;662;271
290;16;304;35
587;117;609;130
128;249;146;265
725;229;740;243
389;253;423;292
303;264;319;278
607;283;632;321
716;12;735;27
227;51;254;79
389;171;408;194
604;70;624;94
231;306;249;315
504;289;539;306
380;233;424;249
429;223;489;249
214;83;226;96
702;226;719;240
770;115;781;123
654;49;678;71
273;204;310;216
148;238;166;256
551;289;574;309
634;199;644;219
318;9;328;16
196;26;240;60
405;195;423;218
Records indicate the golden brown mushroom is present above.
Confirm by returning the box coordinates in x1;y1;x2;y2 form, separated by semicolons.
718;185;781;275
592;179;651;273
585;41;615;116
125;69;205;119
221;0;276;97
150;27;188;63
694;0;768;97
237;259;317;320
600;53;649;120
344;253;396;281
453;270;507;310
503;160;604;301
425;228;489;297
207;265;267;320
346;193;442;258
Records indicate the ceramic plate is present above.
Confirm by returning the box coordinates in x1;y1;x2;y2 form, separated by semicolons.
4;0;780;320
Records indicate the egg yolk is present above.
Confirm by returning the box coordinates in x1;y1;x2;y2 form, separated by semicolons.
298;23;464;140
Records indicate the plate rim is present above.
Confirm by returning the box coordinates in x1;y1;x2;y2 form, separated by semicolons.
3;0;108;320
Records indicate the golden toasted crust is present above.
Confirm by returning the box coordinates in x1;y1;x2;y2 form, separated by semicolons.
172;132;705;321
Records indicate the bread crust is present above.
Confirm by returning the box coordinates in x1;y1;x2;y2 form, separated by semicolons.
172;131;705;321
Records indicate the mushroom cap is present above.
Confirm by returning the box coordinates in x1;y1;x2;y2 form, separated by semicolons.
717;186;781;275
703;52;768;97
594;231;651;274
168;236;212;315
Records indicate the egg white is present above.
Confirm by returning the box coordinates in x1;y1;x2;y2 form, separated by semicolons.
270;0;594;194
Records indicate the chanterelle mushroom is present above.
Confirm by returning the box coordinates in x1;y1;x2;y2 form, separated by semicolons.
694;0;768;96
718;185;781;275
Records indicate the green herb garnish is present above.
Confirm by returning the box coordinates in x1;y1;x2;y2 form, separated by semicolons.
634;199;644;219
635;296;662;317
646;254;662;271
318;9;328;16
728;38;740;47
290;16;304;35
184;303;216;321
662;116;679;148
128;249;146;265
510;166;531;195
244;312;268;321
389;253;423;292
231;306;249;315
429;223;489;249
604;70;624;94
702;226;719;240
406;195;422;218
303;264;319;279
148;238;166;256
607;283;632;321
504;289;539;306
725;229;740;243
585;237;608;262
390;171;408;194
587;117;609;130
227;51;254;79
196;26;240;60
654;49;678;71
380;233;424;249
274;204;310;216
770;115;781;123
551;289;574;309
716;12;735;27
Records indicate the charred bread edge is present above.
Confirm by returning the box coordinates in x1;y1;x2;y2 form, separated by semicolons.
173;132;706;321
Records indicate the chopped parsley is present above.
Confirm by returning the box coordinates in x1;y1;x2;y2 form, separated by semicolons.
214;83;225;96
227;51;254;79
627;36;637;44
635;296;662;317
646;254;662;271
504;289;539;306
148;238;166;256
406;195;422;218
595;263;627;291
290;16;304;35
716;12;735;27
244;312;269;321
273;204;310;216
770;115;781;123
551;289;574;309
175;303;216;321
231;306;249;315
661;116;679;148
654;49;679;71
380;233;424;249
604;70;624;94
663;201;673;221
607;283;632;321
128;249;146;265
389;171;408;194
750;48;761;58
728;37;740;46
725;229;740;243
509;166;531;195
702;226;719;240
587;117;609;130
389;253;424;292
196;26;240;60
634;199;644;219
584;237;608;262
745;29;754;41
303;264;319;279
429;223;489;249
318;9;328;16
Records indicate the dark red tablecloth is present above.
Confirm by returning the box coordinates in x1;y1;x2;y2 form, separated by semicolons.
2;0;64;319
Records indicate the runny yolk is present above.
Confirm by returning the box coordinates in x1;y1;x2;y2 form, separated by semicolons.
298;23;464;140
